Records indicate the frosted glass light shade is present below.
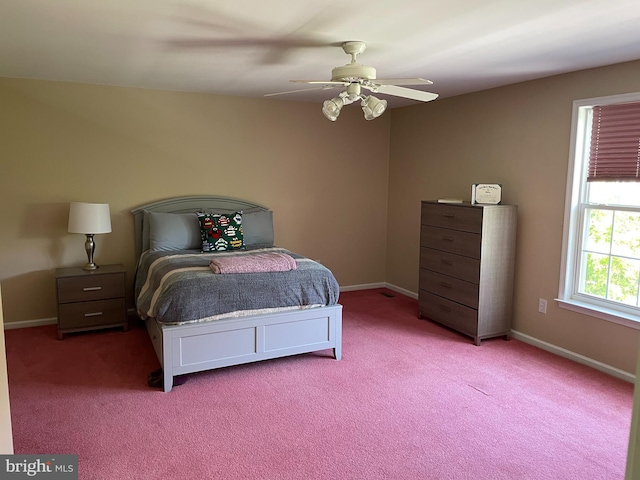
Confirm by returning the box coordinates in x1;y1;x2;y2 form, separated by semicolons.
68;202;112;234
361;96;387;121
322;97;344;121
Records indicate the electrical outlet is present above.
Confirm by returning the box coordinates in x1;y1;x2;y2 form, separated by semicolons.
538;298;547;314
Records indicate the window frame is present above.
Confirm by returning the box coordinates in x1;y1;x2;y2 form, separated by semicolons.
558;92;640;329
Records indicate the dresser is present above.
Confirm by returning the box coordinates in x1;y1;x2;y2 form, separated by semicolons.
55;264;127;339
418;201;517;345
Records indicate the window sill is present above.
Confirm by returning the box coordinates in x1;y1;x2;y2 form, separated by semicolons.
557;298;640;330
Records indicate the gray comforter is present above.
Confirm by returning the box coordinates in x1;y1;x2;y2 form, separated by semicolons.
135;247;340;325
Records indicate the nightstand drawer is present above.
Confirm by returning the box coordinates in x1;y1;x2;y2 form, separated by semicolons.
419;269;479;309
421;204;482;233
58;298;126;329
55;264;128;339
421;225;481;258
419;291;478;337
57;273;125;303
420;248;480;284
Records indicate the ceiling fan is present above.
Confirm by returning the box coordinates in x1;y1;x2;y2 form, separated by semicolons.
266;41;438;121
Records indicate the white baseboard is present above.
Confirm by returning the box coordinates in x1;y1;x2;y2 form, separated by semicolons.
511;330;635;384
3;317;56;330
384;283;418;299
5;288;634;384
340;282;386;292
339;282;418;299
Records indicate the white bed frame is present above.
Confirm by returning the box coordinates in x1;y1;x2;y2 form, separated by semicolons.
131;196;343;392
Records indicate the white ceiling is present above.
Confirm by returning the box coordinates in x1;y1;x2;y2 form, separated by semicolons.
2;0;640;108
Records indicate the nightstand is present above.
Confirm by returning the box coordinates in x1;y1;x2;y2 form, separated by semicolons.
55;264;128;340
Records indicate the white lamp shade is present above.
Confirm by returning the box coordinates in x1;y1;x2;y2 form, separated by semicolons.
68;202;112;234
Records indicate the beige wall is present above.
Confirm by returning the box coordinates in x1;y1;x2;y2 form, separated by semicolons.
0;78;390;324
387;59;640;374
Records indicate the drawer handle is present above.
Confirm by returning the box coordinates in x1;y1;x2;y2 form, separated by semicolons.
442;214;455;218
442;236;455;241
439;282;452;288
439;305;452;312
441;259;453;265
83;286;102;292
84;312;103;317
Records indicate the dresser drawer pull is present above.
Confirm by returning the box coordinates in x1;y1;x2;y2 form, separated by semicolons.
442;213;455;218
83;286;102;292
439;305;452;312
442;236;455;241
441;258;453;265
84;312;103;317
439;282;452;288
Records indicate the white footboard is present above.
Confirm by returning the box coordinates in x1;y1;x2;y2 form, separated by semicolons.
146;304;343;392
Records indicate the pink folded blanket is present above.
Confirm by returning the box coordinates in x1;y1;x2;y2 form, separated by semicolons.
210;252;298;274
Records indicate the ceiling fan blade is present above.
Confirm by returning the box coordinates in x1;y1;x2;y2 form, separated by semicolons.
371;85;439;102
373;78;433;86
164;38;267;48
165;6;345;65
164;37;331;64
264;85;337;97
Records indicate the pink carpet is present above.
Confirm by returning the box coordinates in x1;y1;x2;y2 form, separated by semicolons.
5;289;634;479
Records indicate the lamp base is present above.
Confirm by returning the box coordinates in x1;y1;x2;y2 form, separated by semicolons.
83;234;100;270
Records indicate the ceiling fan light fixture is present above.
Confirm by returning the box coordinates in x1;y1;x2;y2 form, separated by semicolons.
322;96;344;121
269;41;438;115
361;95;387;120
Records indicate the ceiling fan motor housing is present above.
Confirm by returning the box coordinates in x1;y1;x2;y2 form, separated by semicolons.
331;64;376;82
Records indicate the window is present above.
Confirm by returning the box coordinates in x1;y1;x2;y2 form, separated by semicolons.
559;93;640;328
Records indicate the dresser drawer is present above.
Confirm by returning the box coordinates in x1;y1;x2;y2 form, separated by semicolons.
419;269;479;309
420;248;480;284
421;225;481;258
421;204;482;233
419;291;478;337
58;298;126;329
57;273;125;303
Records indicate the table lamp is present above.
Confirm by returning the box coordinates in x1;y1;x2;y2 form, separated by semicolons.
68;202;112;270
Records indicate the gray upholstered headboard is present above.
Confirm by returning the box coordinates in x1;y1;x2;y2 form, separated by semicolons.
130;196;270;259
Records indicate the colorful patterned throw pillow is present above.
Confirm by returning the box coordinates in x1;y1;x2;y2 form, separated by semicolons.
197;212;244;252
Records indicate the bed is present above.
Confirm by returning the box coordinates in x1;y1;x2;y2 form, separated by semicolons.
131;196;343;392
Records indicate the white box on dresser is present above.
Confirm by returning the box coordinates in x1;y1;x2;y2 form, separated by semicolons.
418;201;517;345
